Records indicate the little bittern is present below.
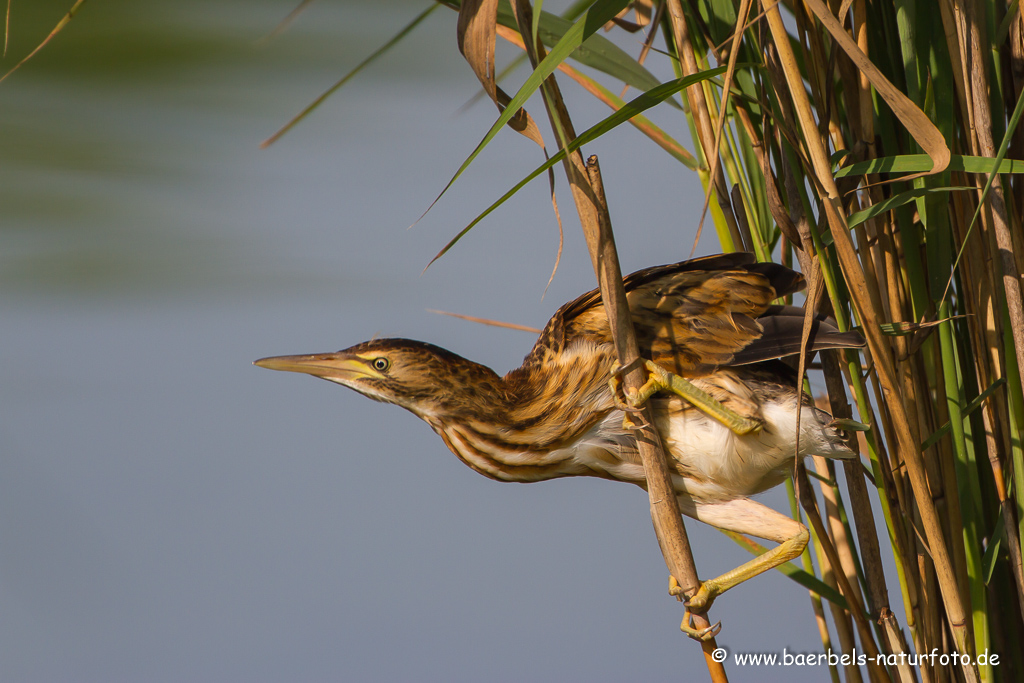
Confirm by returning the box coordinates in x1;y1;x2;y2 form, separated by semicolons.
256;253;864;636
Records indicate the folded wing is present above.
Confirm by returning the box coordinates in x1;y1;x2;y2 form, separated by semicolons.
524;253;863;373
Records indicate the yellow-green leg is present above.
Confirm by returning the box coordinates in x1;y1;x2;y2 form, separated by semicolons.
610;360;763;435
669;496;810;640
685;526;809;613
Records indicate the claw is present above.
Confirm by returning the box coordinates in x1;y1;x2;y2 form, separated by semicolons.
608;362;645;429
608;365;644;413
681;611;722;641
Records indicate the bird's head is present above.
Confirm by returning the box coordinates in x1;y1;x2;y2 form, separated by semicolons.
254;338;504;421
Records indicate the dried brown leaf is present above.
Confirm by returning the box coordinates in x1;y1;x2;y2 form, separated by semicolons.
800;0;950;177
457;0;546;147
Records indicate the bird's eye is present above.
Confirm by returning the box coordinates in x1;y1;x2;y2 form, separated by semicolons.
372;357;390;372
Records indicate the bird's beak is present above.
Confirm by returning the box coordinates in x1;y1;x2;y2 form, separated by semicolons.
253;352;379;382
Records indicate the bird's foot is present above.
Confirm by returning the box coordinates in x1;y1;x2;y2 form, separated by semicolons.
669;574;720;613
608;362;647;429
681;611;722;641
609;360;690;430
609;359;672;407
684;579;721;613
671;576;722;641
611;360;763;436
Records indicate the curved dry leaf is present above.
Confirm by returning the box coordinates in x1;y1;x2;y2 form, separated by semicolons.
457;0;499;93
800;0;950;177
458;0;545;147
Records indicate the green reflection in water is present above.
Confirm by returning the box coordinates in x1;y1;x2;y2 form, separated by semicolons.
1;0;452;296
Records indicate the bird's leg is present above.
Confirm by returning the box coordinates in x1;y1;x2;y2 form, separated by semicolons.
684;525;808;613
609;360;763;435
672;497;809;629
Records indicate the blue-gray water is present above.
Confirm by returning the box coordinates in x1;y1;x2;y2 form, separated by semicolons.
3;2;857;681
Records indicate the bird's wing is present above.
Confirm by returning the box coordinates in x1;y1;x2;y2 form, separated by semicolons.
729;306;865;365
523;254;810;371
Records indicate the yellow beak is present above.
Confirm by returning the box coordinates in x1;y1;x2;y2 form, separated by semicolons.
253;353;380;382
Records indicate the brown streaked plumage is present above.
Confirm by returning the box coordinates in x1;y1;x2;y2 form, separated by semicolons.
255;253;864;633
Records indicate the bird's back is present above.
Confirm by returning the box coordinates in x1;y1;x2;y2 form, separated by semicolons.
499;254;861;498
524;253;858;374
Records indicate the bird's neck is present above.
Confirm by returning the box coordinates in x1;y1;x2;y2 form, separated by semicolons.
501;342;618;440
422;343;618;483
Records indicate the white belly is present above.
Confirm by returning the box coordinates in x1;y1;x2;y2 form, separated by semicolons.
659;395;853;501
569;394;854;503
